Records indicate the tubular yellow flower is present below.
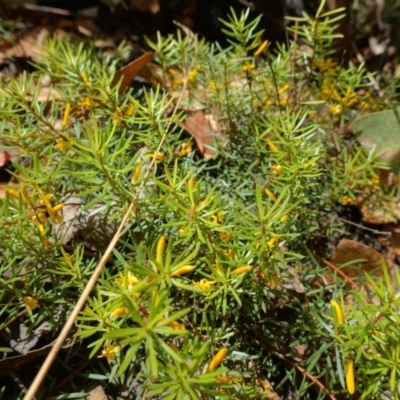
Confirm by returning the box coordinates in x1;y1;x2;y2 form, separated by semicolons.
330;299;344;324
63;103;71;127
233;266;252;275
265;188;277;202
132;166;141;183
219;232;233;242
266;139;278;152
189;177;195;190
254;40;269;57
112;307;127;317
278;84;290;95
20;184;32;205
346;358;355;394
207;348;228;372
52;203;64;213
166;321;186;330
38;224;48;248
156;235;166;264
55;138;67;153
170;265;195;277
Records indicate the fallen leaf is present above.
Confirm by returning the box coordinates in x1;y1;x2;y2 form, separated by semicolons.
351;108;400;175
330;239;385;278
129;0;161;13
83;382;108;400
112;52;154;93
183;111;225;158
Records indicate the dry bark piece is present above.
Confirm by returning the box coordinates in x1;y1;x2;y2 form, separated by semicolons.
183;111;225;158
112;52;154;93
330;239;385;278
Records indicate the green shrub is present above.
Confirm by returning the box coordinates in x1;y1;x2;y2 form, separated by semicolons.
1;1;398;399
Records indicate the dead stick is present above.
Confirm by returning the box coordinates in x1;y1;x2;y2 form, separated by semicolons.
23;33;198;400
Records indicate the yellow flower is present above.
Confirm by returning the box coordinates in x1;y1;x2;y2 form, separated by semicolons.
271;165;282;175
254;40;269;57
7;189;20;199
188;177;195;190
211;211;224;225
37;223;48;248
265;188;277;202
329;103;343;115
267;237;279;247
219;232;233;242
215;375;242;384
123;104;135;117
98;342;121;364
207;348;228;372
20;184;32;205
370;176;380;185
330;299;344;324
166;320;186;330
232;266;252;275
23;296;39;311
170;265;195;277
192;279;215;292
340;195;355;206
62;103;71;127
81;71;90;86
176;142;192;157
156;235;166;264
55;138;67;153
147;152;164;164
346;358;355;394
112;307;127;317
78;97;94;110
242;61;255;72
341;87;357;107
278;84;290;95
115;271;139;288
280;214;288;223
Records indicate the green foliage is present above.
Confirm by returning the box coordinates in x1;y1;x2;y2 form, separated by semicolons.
0;1;398;399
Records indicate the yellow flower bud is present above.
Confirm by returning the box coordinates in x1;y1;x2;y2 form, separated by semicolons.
266;139;278;152
20;184;32;205
330;299;344;324
63;103;71;127
7;189;19;199
51;203;64;213
132;166;141;183
156;235;166;264
112;307;127;317
346;358;355;394
254;40;269;57
167;321;186;330
170;265;195;277
207;348;228;372
232;266;252;275
265;188;277;202
189;177;195;190
280;215;288;223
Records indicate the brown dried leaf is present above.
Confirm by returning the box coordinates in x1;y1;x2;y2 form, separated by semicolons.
129;0;161;13
112;52;154;93
331;239;385;278
183;111;225;158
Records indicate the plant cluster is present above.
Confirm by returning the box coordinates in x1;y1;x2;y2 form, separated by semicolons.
0;1;399;399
